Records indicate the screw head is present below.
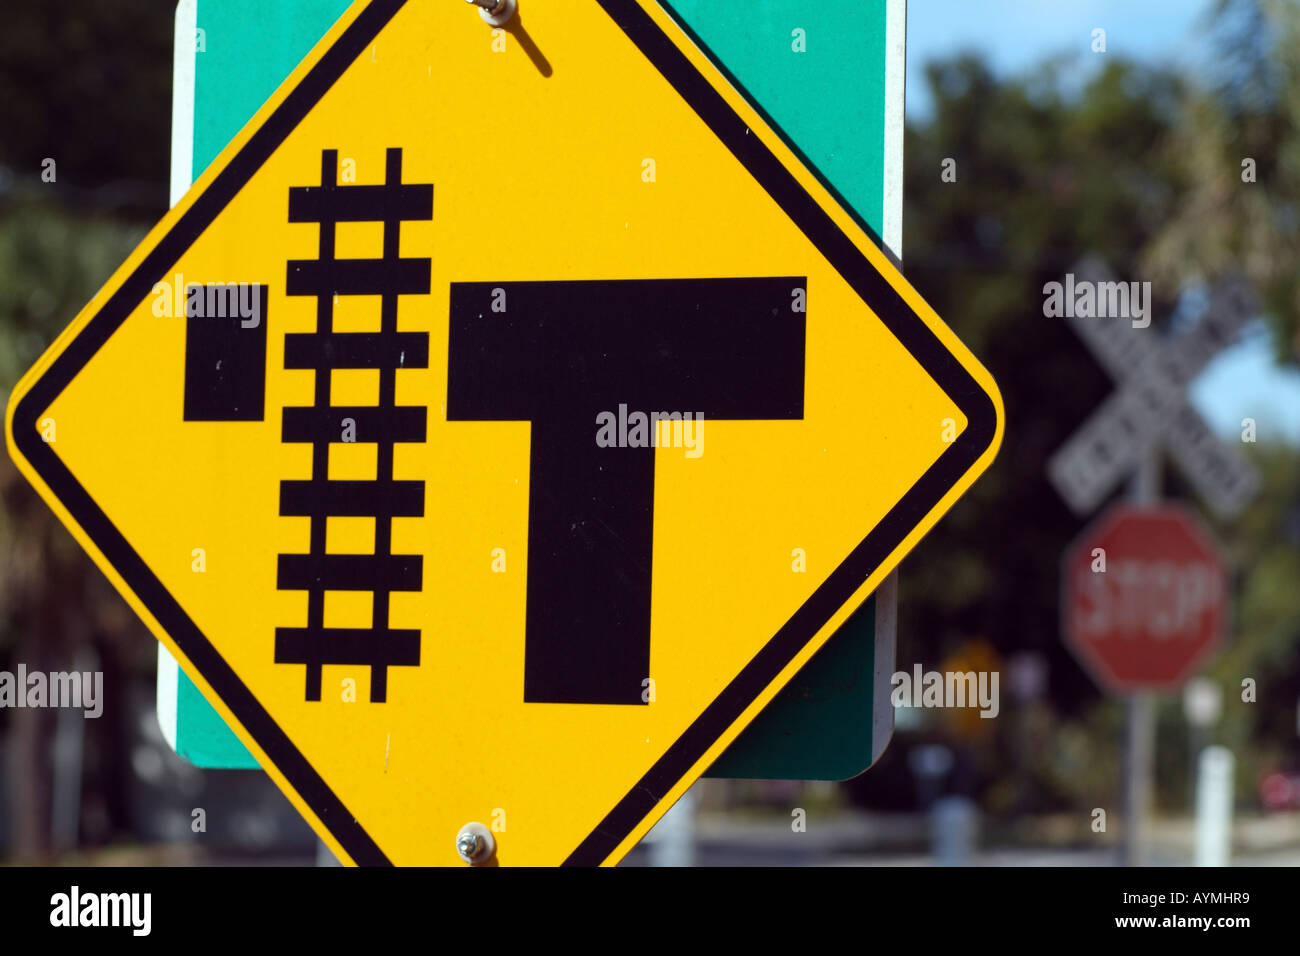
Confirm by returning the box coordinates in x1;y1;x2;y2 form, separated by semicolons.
457;832;482;858
455;822;495;864
467;0;517;27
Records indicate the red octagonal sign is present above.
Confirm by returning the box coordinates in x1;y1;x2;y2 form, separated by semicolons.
1063;504;1227;692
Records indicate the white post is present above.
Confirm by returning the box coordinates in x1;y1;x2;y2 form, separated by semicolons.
647;787;697;867
1183;677;1221;810
50;702;85;852
932;796;977;866
1123;693;1155;866
1194;746;1234;866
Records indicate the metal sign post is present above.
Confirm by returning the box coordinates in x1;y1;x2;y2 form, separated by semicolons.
1124;451;1158;868
1051;257;1252;866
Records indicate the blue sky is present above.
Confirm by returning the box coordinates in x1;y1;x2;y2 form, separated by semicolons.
907;0;1217;119
907;0;1300;444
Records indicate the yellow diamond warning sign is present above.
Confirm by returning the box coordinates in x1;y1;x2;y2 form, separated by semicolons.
5;0;1003;866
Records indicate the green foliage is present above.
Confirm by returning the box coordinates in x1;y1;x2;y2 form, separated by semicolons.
0;202;146;662
0;0;173;671
891;36;1300;818
902;55;1190;722
1145;0;1300;364
0;0;172;195
0;203;145;399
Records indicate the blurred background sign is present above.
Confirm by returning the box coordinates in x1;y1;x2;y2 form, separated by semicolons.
160;0;908;782
1047;258;1261;520
1063;503;1226;692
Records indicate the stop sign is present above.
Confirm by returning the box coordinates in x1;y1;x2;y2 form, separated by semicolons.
1063;504;1226;691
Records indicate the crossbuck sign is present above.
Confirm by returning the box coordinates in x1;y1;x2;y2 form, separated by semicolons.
1048;258;1260;519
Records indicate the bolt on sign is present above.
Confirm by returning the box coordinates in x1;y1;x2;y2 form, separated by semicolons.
5;0;1002;865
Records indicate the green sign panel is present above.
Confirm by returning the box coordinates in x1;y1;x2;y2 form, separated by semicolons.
160;0;904;780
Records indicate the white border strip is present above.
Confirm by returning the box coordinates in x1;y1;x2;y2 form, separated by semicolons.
157;644;179;749
873;0;906;763
882;0;906;260
170;0;198;206
872;570;899;763
158;0;198;751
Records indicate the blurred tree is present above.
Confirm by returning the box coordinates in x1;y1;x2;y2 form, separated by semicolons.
0;0;173;859
1144;0;1300;364
849;47;1300;828
0;203;156;860
846;53;1186;814
0;0;173;208
901;53;1188;720
1202;444;1300;803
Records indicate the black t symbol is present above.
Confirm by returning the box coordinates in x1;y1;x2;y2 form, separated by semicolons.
448;277;806;704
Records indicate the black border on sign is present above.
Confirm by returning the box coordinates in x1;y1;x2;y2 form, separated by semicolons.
11;0;998;867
